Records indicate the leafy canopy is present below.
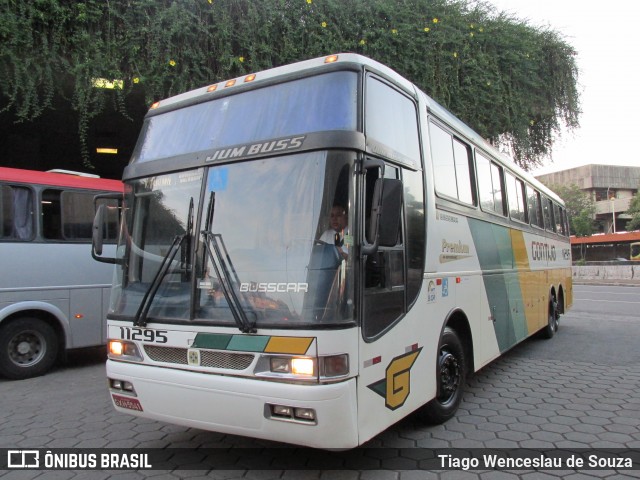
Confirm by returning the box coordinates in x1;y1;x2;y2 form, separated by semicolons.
0;0;580;169
546;184;596;237
625;194;640;232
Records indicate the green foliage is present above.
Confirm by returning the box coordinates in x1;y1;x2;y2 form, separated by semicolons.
625;194;640;231
0;0;580;169
546;183;595;237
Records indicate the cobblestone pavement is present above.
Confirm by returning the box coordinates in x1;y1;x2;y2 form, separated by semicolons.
1;285;639;479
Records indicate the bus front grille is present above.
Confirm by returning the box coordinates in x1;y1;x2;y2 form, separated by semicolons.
143;345;254;370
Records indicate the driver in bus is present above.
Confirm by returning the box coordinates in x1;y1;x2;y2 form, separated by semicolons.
320;204;349;259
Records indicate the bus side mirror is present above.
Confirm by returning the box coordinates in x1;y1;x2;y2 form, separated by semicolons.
92;204;105;256
363;178;403;255
92;204;117;264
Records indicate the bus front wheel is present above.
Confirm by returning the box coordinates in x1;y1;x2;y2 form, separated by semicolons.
0;317;59;380
418;326;466;424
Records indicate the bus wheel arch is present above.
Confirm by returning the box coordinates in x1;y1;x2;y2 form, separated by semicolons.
557;285;566;314
444;311;474;375
0;310;64;379
418;310;472;424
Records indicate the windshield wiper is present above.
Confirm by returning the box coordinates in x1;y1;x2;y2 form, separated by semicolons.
133;233;186;327
133;198;194;327
201;191;256;333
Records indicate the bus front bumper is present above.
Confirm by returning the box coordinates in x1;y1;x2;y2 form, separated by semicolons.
106;360;359;449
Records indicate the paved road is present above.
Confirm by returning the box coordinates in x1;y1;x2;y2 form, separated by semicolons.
1;284;639;478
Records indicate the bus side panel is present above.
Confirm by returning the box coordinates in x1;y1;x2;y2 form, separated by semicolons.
356;287;439;446
427;210;502;368
0;243;115;289
69;287;103;347
468;219;532;352
0;243;115;349
522;231;573;323
470;222;572;354
510;229;544;334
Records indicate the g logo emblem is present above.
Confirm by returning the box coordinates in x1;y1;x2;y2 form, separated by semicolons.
368;348;422;410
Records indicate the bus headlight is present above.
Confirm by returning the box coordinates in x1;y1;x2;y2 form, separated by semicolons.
259;354;348;381
269;357;315;376
291;358;314;376
108;339;143;362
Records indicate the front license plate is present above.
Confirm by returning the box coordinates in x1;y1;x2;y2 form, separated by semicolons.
112;394;144;412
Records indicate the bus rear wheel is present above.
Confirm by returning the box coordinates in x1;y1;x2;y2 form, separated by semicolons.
0;317;59;380
542;295;560;339
418;327;466;424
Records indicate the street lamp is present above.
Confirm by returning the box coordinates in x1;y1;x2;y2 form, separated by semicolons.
611;197;616;233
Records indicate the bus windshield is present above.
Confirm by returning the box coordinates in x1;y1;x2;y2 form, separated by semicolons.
110;151;355;328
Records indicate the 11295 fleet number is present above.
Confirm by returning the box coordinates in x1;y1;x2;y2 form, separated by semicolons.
118;327;168;343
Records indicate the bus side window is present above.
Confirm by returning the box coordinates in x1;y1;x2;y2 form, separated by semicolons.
61;191;97;240
553;203;563;234
476;152;506;216
0;185;34;241
505;171;527;223
365;75;421;165
42;189;96;241
42;189;63;240
542;196;554;232
527;186;543;228
429;122;474;205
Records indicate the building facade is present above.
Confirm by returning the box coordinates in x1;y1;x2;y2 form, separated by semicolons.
536;164;640;234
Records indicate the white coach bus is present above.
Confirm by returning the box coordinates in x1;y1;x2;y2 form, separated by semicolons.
0;168;122;379
94;54;572;449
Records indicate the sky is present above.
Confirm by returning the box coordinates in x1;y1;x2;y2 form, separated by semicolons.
484;0;640;175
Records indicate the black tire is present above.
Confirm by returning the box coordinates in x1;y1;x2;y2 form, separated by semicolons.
0;317;59;380
418;327;466;424
541;295;559;339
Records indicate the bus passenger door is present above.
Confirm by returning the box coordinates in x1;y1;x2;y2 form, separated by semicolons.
357;162;424;443
362;164;404;337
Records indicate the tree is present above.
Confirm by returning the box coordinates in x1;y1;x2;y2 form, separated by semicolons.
0;0;580;169
625;194;640;231
546;184;595;237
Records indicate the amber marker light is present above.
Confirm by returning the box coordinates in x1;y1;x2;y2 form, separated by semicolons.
150;101;161;110
225;79;236;87
207;84;218;92
324;54;339;63
244;74;256;83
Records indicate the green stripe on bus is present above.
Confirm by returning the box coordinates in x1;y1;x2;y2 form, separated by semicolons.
191;333;271;352
191;333;233;350
468;219;528;352
227;335;270;352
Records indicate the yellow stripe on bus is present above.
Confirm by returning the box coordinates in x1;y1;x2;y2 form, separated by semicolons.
510;229;540;334
264;336;314;355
